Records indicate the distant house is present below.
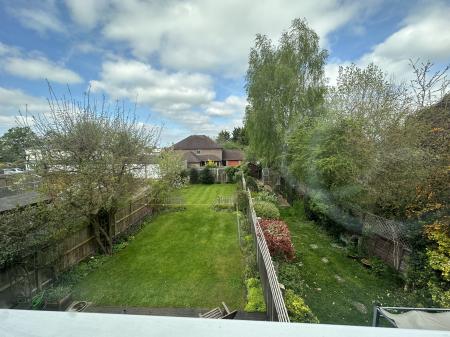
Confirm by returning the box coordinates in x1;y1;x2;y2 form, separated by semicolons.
173;135;244;168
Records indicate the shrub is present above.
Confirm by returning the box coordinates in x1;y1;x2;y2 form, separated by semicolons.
254;190;278;204
285;289;319;323
253;201;280;219
199;167;214;184
225;166;238;183
236;189;249;211
245;176;259;192
368;257;390;276
189;168;199;184
279;263;306;293
244;278;266;312
259;219;295;261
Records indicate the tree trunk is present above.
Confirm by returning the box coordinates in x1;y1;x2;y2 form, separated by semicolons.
91;208;116;255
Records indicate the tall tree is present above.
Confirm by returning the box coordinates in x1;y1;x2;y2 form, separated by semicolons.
327;63;412;142
216;130;231;144
0;127;38;165
245;18;327;167
232;127;248;145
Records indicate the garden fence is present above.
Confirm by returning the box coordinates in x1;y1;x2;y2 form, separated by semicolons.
262;168;410;272
242;175;290;322
0;194;152;308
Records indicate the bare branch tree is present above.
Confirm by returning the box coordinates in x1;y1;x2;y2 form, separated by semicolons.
410;59;449;108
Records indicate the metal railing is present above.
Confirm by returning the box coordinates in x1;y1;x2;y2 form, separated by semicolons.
242;175;290;322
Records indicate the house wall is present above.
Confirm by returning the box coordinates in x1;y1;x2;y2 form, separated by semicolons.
226;160;241;167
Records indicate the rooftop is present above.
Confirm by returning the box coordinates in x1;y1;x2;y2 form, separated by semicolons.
173;135;222;150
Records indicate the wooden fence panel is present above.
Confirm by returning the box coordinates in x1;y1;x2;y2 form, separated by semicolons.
0;194;153;308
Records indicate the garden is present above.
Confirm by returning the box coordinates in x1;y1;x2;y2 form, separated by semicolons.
61;184;245;309
243;177;427;325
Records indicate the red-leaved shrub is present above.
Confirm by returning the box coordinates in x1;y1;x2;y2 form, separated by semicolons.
259;219;295;261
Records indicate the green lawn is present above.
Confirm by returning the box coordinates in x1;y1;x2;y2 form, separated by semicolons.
279;201;425;326
73;184;245;308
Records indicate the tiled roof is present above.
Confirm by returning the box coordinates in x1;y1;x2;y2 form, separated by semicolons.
182;152;221;163
173;135;222;150
197;154;221;162
223;149;244;161
181;151;201;163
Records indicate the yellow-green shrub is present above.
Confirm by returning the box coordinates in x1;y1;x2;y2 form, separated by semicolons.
285;289;319;323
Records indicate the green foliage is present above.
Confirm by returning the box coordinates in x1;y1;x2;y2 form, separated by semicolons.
57;254;110;287
224;166;238;183
148;150;186;207
189;168;199;184
285;289;319;323
245;176;259;192
236;190;249;212
217;128;248;148
278;202;430;325
216;130;231;144
27;87;158;254
232;127;248;146
0;203;84;268
253;200;280;219
289;117;374;210
0;126;38;165
31;291;46;310
368;257;390;277
254;190;278;204
199;167;214;184
45;285;72;302
244;278;266;312
245;18;327;167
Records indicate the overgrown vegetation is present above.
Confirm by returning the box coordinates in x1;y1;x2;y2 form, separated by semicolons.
244;278;266;312
253;200;280;219
148;149;187;209
244;18;449;306
285;289;319;323
278;202;427;325
21;87;159;255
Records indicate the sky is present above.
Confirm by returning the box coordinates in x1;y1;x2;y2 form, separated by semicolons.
0;0;449;146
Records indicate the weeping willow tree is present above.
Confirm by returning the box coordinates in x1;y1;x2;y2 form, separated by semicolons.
25;85;159;254
245;18;327;168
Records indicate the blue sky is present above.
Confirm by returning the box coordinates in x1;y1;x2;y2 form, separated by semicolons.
1;0;449;145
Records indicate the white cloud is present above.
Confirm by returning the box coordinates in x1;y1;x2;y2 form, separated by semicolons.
0;87;48;116
0;42;83;84
65;0;109;29
0;87;48;132
62;0;365;75
326;2;450;84
205;95;247;117
90;58;247;135
7;1;65;35
3;57;83;84
90;58;215;113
